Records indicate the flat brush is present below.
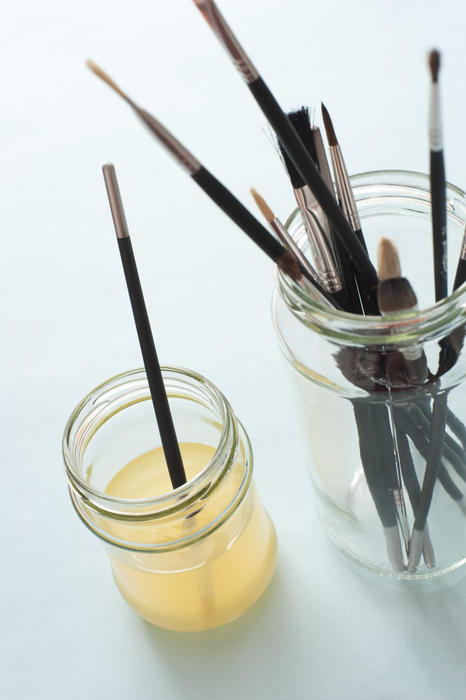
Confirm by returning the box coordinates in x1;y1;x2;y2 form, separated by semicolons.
249;188;336;308
321;103;367;253
102;163;187;489
277;108;343;298
428;49;447;301
192;0;379;297
87;60;304;287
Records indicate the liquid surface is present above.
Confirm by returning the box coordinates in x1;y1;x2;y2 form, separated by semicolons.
103;443;277;631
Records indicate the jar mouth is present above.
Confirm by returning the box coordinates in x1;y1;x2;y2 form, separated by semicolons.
62;366;240;518
276;169;466;347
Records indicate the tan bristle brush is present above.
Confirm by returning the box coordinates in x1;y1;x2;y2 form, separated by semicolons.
377;238;418;313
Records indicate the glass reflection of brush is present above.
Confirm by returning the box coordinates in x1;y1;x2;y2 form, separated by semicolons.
192;0;379;300
428;49;447;301
277;108;345;305
87;61;327;299
249;189;337;309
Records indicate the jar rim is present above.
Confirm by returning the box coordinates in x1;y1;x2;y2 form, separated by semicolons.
62;366;246;519
275;169;466;347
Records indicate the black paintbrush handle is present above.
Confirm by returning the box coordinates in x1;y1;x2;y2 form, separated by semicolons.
192;166;284;262
398;406;463;502
411;404;466;482
117;236;187;489
327;225;362;313
453;257;466;291
352;402;397;529
192;166;338;306
430;150;447;301
413;392;448;531
248;78;378;294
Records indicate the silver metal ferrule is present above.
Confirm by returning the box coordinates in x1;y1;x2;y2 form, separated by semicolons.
429;83;442;152
329;144;361;233
295;187;342;293
102;163;129;239
193;0;259;84
137;107;201;175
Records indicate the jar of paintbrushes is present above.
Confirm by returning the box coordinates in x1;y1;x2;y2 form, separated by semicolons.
273;170;466;578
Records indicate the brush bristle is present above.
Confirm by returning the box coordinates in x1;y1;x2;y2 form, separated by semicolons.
428;49;440;83
86;59;128;102
377;238;401;280
321;103;338;147
378;278;418;313
279;107;318;188
250;188;274;223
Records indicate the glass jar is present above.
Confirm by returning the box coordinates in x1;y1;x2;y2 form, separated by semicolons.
272;170;466;579
63;367;277;630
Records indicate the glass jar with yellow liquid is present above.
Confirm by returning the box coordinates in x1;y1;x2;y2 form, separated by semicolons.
63;367;277;631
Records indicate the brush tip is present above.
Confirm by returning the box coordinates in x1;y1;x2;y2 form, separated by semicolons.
321;103;338;147
250;188;274;223
428;49;441;83
377;238;401;280
86;58;128;102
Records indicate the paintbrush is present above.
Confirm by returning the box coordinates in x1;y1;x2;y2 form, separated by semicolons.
102;163;187;489
321;103;368;253
428;49;447;301
407;50;450;571
250;189;316;281
278;108;361;313
192;0;379;300
87;60;335;303
277;108;343;301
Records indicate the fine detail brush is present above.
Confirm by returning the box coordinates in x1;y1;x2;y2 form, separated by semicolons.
321;103;368;253
249;188;336;307
192;0;379;298
249;188;317;283
428;49;447;301
88;60;335;305
408;50;449;571
277;107;343;300
102;163;187;489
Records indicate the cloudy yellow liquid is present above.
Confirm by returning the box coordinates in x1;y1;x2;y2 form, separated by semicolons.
104;443;277;631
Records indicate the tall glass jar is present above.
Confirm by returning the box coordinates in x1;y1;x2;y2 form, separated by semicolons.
63;367;277;630
272;170;466;579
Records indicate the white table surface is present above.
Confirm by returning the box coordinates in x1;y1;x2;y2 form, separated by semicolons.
2;1;466;698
